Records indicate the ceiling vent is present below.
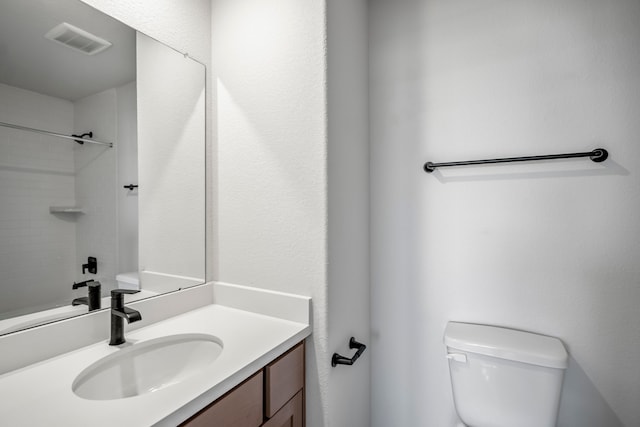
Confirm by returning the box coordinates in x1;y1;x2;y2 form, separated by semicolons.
45;22;112;56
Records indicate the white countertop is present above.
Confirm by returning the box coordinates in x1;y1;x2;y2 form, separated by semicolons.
0;303;310;426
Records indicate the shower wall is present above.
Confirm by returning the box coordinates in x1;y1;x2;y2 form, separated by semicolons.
0;83;76;317
73;88;118;291
0;81;136;319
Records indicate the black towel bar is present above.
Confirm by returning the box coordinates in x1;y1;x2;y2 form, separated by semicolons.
424;148;608;173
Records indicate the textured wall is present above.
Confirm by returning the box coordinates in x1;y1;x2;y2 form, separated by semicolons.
210;1;328;425
370;1;640;426
212;0;327;297
79;0;210;64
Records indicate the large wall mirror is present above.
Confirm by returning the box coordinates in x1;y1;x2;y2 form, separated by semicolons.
0;0;205;335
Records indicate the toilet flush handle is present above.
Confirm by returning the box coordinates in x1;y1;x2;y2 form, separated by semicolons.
447;353;467;363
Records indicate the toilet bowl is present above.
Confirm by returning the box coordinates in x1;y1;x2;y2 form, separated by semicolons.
444;322;568;427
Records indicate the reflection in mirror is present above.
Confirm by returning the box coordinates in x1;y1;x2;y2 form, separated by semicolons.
0;0;205;335
137;33;206;294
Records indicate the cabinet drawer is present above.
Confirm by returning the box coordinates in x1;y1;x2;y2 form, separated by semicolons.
262;390;303;427
265;342;304;418
181;371;263;427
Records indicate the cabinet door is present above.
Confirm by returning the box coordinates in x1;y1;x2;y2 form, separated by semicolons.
265;342;304;417
262;391;303;427
181;372;263;427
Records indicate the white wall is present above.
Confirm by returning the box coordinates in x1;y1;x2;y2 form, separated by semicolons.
327;0;370;426
79;0;210;65
212;0;327;297
74;88;118;290
370;1;640;426
210;1;328;425
0;84;76;316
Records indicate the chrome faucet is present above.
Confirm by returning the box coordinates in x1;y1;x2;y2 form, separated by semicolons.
109;289;142;345
72;280;101;311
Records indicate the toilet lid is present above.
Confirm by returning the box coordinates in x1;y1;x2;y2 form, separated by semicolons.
444;322;568;369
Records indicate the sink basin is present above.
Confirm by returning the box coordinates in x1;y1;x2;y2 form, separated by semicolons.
72;333;223;400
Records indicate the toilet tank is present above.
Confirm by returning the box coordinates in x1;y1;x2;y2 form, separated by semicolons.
444;322;568;427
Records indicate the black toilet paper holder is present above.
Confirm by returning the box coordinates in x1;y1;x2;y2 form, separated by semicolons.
332;337;366;367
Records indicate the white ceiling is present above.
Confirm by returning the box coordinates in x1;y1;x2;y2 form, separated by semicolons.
0;0;135;101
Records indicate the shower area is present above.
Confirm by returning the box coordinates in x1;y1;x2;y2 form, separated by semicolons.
0;82;138;320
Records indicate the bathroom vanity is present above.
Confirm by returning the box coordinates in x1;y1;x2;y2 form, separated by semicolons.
0;1;311;425
182;341;304;427
0;283;311;427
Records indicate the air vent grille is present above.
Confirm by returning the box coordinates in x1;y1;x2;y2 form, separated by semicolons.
45;23;112;55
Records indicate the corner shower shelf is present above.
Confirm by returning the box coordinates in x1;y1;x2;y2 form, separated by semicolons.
49;206;85;214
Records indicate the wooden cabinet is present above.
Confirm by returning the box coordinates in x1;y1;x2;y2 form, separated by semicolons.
262;391;303;427
181;341;305;427
181;372;263;427
265;342;304;418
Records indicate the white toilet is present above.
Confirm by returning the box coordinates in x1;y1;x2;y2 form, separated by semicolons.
444;322;568;427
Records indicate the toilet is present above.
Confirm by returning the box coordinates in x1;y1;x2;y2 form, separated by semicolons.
444;322;568;427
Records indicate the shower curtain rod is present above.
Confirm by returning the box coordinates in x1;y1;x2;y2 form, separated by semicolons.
423;148;608;173
0;121;113;147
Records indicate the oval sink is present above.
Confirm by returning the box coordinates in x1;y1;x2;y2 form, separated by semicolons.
72;333;223;400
